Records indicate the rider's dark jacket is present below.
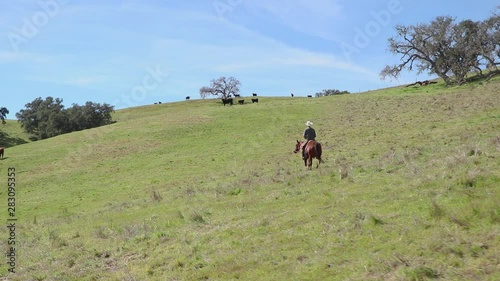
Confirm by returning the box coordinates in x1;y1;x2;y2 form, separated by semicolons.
303;127;316;141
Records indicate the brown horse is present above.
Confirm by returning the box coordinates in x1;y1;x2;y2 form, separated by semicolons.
293;140;322;169
0;147;4;159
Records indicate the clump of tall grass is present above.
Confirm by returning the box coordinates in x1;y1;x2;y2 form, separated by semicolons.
430;200;445;219
369;215;385;225
446;143;484;169
95;226;109;239
334;156;350;180
464;142;483;157
492;136;500;151
338;164;350;180
190;210;208;224
151;189;163;202
405;266;441;280
49;229;68;247
449;215;470;229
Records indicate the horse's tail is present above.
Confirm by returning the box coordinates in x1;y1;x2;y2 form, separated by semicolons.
316;142;323;163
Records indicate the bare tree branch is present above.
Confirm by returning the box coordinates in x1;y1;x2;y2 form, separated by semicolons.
380;14;499;85
199;76;241;99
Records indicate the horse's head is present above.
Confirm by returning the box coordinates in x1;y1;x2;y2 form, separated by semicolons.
293;140;303;153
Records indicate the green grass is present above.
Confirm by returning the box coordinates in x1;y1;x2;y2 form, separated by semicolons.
0;78;499;280
0;119;31;148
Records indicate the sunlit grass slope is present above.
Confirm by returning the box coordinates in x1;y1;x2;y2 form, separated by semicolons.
0;119;30;148
0;77;499;280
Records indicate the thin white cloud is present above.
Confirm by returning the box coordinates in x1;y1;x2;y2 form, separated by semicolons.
61;76;106;86
151;21;374;77
213;49;374;76
23;75;106;87
0;51;53;64
244;0;344;41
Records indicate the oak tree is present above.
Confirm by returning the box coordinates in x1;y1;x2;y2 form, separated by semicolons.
199;76;241;99
0;107;9;124
381;12;499;85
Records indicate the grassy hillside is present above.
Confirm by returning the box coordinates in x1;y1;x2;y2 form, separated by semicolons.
0;78;499;280
0;119;30;148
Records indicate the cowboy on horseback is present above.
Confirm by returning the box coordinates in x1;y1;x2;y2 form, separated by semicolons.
302;121;316;159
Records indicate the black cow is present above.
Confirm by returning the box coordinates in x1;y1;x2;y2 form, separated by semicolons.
307;95;312;98
238;100;244;105
233;94;240;98
222;98;233;106
291;93;294;97
0;147;4;159
252;93;257;96
186;96;190;100
251;98;258;103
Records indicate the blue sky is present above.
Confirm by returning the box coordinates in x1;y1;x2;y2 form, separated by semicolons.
1;0;498;115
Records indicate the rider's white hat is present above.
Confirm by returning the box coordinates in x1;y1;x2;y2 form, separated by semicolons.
305;121;313;127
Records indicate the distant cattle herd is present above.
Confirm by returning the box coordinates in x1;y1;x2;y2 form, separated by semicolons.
220;93;259;106
152;92;317;106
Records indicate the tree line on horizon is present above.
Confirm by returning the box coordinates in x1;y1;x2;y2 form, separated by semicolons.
9;97;114;141
314;89;351;97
